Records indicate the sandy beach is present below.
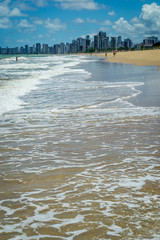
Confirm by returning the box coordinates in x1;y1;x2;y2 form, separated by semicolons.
93;49;160;68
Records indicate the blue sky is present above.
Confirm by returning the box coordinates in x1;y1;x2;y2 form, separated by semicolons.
0;0;160;47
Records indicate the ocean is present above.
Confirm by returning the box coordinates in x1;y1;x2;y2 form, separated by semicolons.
0;55;160;239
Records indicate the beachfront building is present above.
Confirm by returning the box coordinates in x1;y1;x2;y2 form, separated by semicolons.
83;36;91;52
20;46;24;54
29;46;34;54
65;42;70;53
71;40;78;53
110;37;117;49
93;31;109;50
117;36;122;48
143;36;158;47
25;45;29;54
98;31;106;49
124;38;133;49
53;44;60;54
42;44;48;54
77;38;83;52
94;35;98;50
4;31;159;55
36;43;41;54
60;42;65;54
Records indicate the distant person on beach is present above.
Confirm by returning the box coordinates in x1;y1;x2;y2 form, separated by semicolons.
113;51;116;57
105;53;107;57
16;57;18;61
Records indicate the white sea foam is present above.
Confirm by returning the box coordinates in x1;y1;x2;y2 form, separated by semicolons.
0;55;87;115
0;76;40;115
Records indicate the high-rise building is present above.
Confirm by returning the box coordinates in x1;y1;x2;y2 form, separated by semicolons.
117;36;122;48
42;44;48;54
149;36;158;43
0;30;136;55
36;43;41;54
103;37;109;49
94;31;108;50
98;31;106;49
29;47;33;54
20;46;24;54
25;45;29;54
53;44;60;54
110;37;117;49
94;35;98;50
33;45;36;54
85;35;91;51
143;36;158;46
71;40;77;53
124;38;133;48
65;43;70;53
77;38;83;52
60;42;65;54
48;46;53;54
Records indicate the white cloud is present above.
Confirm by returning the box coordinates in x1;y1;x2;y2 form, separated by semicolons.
16;39;26;43
108;10;115;16
140;3;160;22
33;19;43;25
86;18;112;26
73;18;84;24
140;2;160;35
130;16;139;24
45;18;66;31
80;33;96;39
11;0;47;9
0;5;10;16
87;18;99;23
0;1;25;17
134;23;147;33
0;17;12;28
113;17;134;35
9;7;25;17
102;20;112;26
12;1;35;11
31;0;48;7
99;27;110;32
53;0;105;10
18;19;33;28
112;3;160;41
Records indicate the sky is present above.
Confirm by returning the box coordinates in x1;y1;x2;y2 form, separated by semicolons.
0;0;160;47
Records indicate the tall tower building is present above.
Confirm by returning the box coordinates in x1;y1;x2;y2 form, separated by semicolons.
42;44;48;54
25;45;29;54
94;35;98;50
124;38;133;48
20;46;24;54
117;36;122;48
111;37;117;49
36;43;41;54
77;38;83;52
60;42;65;54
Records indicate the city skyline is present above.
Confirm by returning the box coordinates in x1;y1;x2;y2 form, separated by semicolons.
0;32;135;54
1;31;159;55
0;0;160;47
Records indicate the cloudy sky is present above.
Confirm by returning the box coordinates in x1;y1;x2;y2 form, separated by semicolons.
0;0;160;47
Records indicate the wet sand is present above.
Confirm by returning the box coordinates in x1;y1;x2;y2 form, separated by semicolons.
93;49;160;68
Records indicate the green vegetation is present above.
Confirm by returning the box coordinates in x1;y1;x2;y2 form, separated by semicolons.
153;42;160;48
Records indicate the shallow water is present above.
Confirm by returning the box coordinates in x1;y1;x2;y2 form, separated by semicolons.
0;55;160;239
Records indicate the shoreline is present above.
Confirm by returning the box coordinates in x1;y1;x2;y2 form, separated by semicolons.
92;49;160;68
